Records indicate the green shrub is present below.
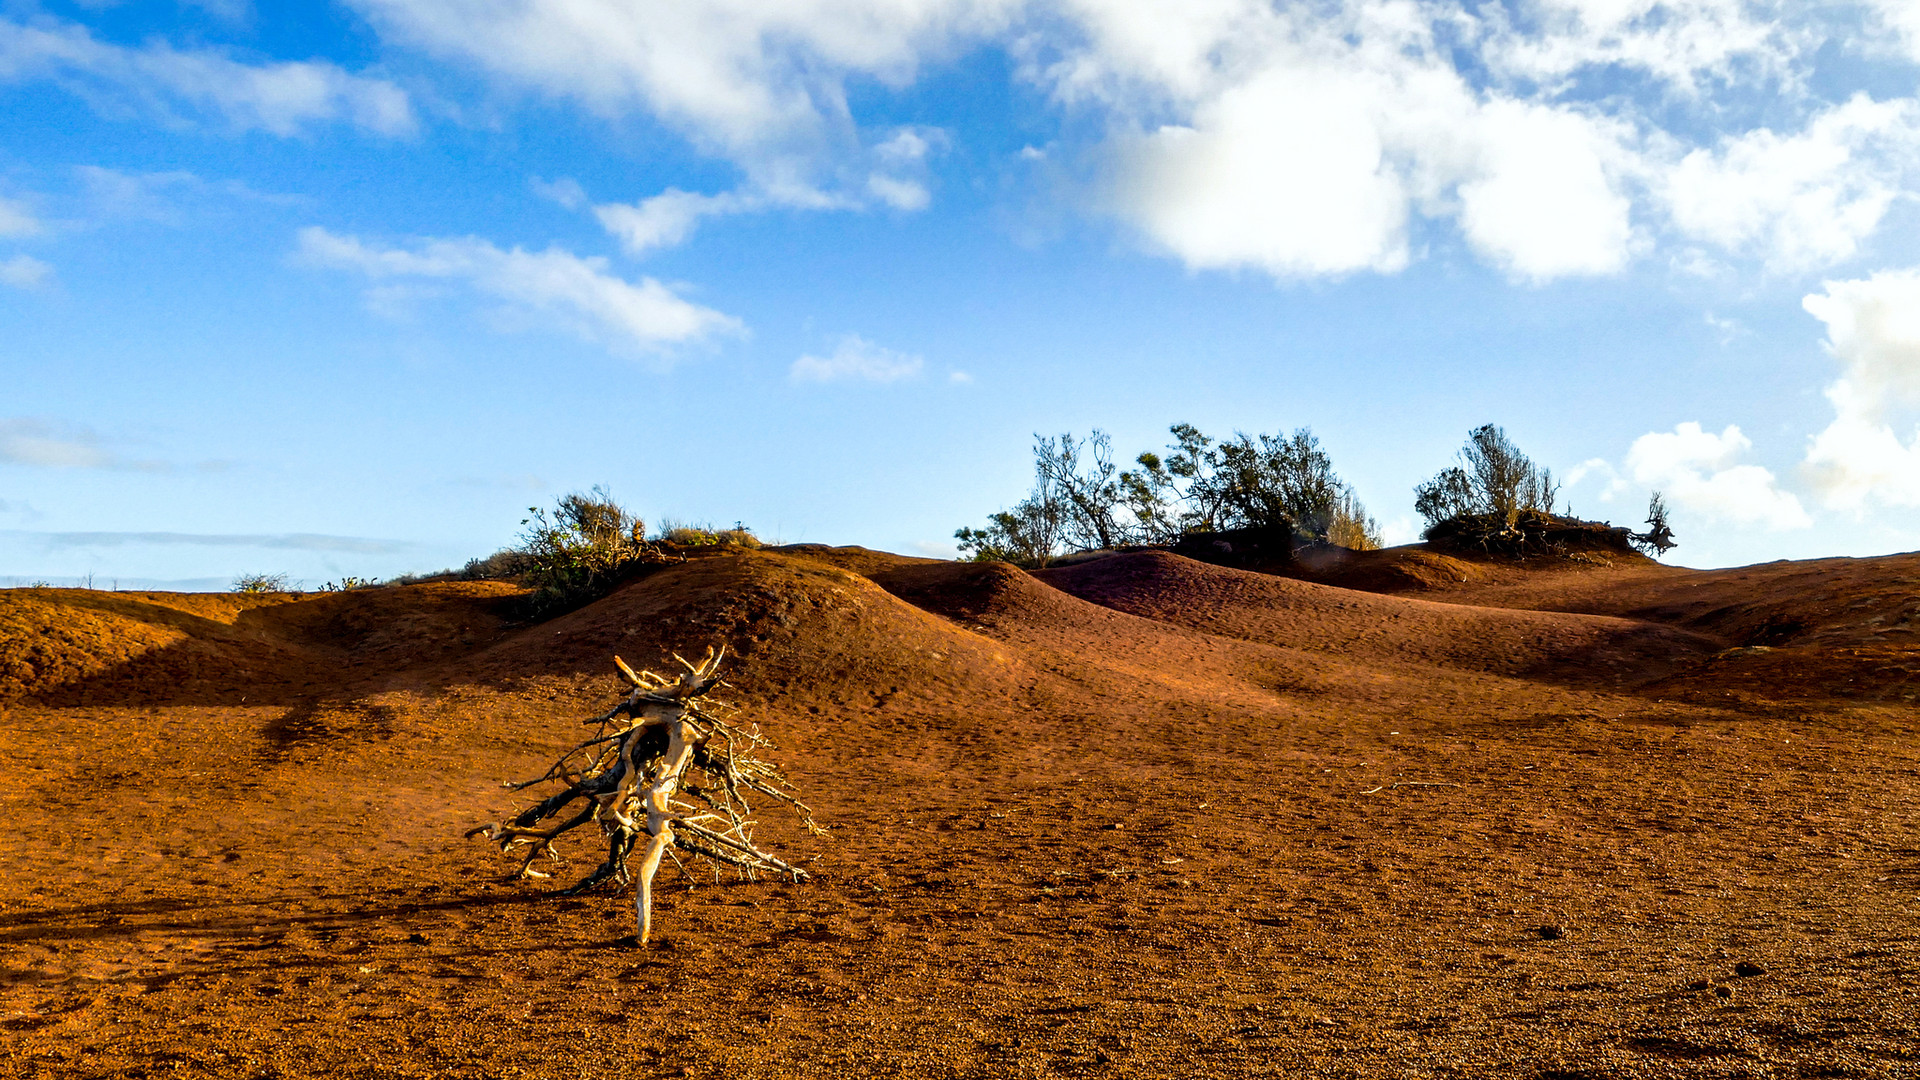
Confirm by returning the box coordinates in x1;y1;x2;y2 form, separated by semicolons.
517;486;655;616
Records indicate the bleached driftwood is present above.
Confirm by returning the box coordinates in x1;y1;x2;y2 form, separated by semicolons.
469;646;814;944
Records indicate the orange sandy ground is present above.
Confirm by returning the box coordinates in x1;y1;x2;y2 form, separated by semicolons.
2;543;1918;1078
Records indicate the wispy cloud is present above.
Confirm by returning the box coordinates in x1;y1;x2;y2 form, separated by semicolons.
0;254;50;289
0;417;218;470
791;334;924;383
295;226;743;354
0;529;421;554
0;16;415;136
0;195;40;238
0;418;120;468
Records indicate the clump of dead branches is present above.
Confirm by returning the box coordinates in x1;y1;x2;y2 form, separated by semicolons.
468;646;814;944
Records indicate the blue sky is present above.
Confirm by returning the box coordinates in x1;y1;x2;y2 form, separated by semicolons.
6;0;1920;588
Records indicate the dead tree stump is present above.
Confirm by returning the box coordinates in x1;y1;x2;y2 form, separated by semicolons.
468;647;814;944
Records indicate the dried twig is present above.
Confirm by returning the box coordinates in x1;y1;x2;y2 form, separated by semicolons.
1358;781;1463;795
468;646;814;944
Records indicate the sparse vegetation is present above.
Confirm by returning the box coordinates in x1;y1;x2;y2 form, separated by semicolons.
318;576;381;592
959;423;1379;567
1414;425;1676;558
656;518;762;549
232;572;291;594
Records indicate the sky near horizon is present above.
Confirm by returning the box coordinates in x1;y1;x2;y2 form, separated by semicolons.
5;0;1920;588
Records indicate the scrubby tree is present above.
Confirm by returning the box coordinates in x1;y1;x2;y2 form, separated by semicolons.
1189;429;1352;540
1414;424;1559;529
1034;431;1126;551
1119;423;1219;540
954;492;1066;568
1326;489;1384;550
959;422;1382;562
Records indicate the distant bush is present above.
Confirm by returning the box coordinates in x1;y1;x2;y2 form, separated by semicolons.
457;549;535;581
959;422;1380;565
318;576;380;592
232;572;291;594
1414;424;1558;530
656;517;761;549
955;493;1065;568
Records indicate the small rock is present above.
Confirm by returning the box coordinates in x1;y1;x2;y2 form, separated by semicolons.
1734;961;1766;977
1714;985;1734;998
405;933;429;945
1536;925;1563;940
1686;979;1713;991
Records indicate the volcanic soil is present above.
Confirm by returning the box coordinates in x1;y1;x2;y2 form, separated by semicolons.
3;543;1919;1078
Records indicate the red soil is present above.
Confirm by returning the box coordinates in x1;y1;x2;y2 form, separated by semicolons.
2;543;1917;1078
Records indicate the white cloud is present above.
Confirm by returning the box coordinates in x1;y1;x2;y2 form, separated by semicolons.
296;226;743;353
0;254;50;289
1625;422;1810;529
348;0;1012;191
0;196;40;238
1868;0;1920;62
1482;0;1796;92
1563;456;1628;501
1663;95;1920;269
0;16;414;136
530;176;588;210
339;1;1920;282
1800;269;1920;508
791;334;924;383
1454;99;1637;280
866;174;931;211
1059;4;1643;282
594;189;755;256
1109;62;1412;277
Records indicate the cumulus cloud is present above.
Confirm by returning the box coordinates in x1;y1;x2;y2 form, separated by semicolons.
1110;64;1412;277
1056;3;1648;281
1625;422;1810;529
0;16;414;136
1800;270;1920;509
1663;96;1920;269
296;226;742;353
0;254;50;289
790;335;924;383
340;0;1920;281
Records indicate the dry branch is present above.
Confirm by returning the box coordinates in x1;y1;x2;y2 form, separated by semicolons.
468;646;815;943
